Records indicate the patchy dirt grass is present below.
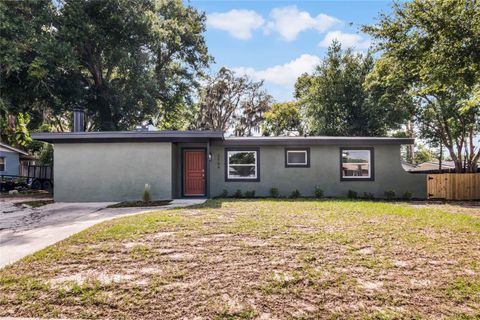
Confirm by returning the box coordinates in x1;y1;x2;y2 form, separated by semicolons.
14;199;54;208
0;199;479;319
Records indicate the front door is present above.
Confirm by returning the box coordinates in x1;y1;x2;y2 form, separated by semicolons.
183;150;206;196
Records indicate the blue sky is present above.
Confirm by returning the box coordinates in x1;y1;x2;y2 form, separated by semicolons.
189;0;394;101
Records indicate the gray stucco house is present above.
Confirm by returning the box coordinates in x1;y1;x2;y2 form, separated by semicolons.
31;130;426;202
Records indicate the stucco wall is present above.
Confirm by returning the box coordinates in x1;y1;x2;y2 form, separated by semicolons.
0;148;20;176
209;144;426;199
54;142;172;202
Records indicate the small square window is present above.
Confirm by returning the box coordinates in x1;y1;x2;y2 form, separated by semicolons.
285;148;310;167
340;148;374;181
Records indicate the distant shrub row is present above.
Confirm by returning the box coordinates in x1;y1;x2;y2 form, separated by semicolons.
217;187;413;200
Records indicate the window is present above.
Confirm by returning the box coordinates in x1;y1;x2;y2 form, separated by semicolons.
285;148;310;167
225;149;259;181
340;148;374;181
0;157;4;172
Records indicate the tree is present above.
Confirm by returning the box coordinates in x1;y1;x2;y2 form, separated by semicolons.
54;0;211;131
363;0;480;172
0;0;58;143
1;0;211;133
262;102;303;136
295;41;409;136
413;145;434;164
234;81;272;136
195;67;272;135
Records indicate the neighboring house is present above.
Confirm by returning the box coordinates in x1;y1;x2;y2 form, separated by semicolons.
31;130;426;202
0;143;35;177
404;160;479;173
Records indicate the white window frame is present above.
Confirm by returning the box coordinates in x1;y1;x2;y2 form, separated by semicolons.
226;150;258;180
341;149;372;179
0;157;5;172
286;150;308;166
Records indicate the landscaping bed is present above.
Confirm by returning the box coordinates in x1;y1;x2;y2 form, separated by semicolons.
106;200;172;208
0;199;479;319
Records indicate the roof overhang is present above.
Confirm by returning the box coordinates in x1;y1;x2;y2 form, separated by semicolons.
0;142;29;155
216;136;415;146
31;131;225;144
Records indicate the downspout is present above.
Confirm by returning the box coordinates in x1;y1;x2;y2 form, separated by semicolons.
206;139;211;198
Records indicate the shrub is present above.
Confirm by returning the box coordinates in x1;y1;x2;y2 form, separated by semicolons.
402;191;412;200
363;192;374;200
384;190;396;200
347;190;357;199
244;190;256;198
269;188;279;198
233;189;243;198
290;189;301;198
314;186;324;198
219;189;228;198
142;184;151;203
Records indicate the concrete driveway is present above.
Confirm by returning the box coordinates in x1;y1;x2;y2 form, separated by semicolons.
0;198;205;268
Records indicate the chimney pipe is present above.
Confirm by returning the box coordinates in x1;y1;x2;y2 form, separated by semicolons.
73;107;85;132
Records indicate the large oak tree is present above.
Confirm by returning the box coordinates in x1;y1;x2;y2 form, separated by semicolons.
294;41;410;136
0;0;211;136
363;0;480;172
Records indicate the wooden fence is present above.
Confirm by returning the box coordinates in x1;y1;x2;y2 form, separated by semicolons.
427;173;480;200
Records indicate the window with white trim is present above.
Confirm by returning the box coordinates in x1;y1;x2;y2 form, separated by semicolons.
0;157;5;172
285;149;309;167
341;149;372;179
226;150;258;180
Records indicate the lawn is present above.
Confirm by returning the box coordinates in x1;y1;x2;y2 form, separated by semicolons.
0;200;479;319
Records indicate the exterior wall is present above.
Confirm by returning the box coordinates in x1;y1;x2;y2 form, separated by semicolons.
0;148;20;176
209;144;427;199
54;142;172;202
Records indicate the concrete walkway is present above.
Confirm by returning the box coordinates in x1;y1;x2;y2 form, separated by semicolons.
0;199;205;268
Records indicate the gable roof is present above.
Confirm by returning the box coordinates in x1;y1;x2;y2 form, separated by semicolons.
0;142;29;155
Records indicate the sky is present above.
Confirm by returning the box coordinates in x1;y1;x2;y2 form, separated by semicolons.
189;0;395;102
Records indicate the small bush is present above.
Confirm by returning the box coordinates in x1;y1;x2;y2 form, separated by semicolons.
363;192;374;200
233;189;243;198
219;189;228;198
269;188;279;198
142;184;151;202
403;191;412;200
244;190;256;198
347;190;357;199
314;186;324;198
384;190;396;200
290;189;301;198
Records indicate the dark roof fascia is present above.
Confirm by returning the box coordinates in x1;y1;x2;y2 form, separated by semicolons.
31;131;225;144
215;137;415;146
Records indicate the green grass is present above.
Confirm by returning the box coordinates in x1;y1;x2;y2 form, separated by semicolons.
0;199;479;319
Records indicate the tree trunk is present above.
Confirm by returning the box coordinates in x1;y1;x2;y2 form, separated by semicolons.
95;84;115;131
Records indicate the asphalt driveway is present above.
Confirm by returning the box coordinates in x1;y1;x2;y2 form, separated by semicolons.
0;198;205;268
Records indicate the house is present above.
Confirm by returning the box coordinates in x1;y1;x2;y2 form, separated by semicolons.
31;116;426;202
403;160;480;173
0;142;35;177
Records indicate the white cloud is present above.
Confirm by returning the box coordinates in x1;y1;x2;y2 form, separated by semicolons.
319;31;371;49
266;6;340;41
232;54;320;89
207;10;264;40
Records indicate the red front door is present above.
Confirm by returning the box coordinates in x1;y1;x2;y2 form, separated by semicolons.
184;150;206;196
